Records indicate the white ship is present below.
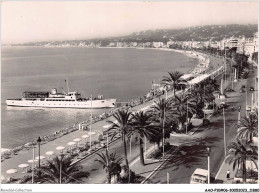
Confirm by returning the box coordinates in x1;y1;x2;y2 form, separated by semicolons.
6;88;116;109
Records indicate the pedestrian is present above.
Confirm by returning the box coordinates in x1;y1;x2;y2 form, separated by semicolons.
226;170;230;179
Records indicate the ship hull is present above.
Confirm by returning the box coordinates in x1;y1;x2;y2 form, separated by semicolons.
6;99;116;109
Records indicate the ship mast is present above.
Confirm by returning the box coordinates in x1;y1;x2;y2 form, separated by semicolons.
65;77;70;93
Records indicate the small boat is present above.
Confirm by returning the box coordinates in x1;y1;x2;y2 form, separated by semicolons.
6;88;116;109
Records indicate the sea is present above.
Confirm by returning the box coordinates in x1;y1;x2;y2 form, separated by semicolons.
1;46;197;149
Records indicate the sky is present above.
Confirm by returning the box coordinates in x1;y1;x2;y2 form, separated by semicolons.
1;1;258;44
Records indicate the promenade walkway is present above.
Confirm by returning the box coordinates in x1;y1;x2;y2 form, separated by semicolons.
1;50;223;183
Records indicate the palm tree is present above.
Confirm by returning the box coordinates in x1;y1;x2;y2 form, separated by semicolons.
107;109;132;183
236;114;258;143
130;111;159;165
191;78;219;117
171;93;197;132
38;154;89;184
150;98;173;148
225;139;258;183
161;71;187;96
95;150;123;184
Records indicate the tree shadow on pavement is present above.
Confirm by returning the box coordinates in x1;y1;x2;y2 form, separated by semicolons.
161;136;220;169
214;179;224;184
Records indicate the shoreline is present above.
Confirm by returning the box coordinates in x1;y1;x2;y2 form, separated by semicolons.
1;49;226;181
1;48;212;157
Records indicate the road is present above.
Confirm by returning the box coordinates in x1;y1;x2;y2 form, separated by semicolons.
146;69;256;184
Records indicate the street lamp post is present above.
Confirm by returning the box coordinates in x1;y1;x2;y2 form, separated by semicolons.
90;94;93;150
238;106;241;123
162;90;167;157
162;108;165;157
206;147;211;184
32;141;35;183
223;107;226;157
107;133;109;151
251;91;254;108
186;97;188;134
37;136;42;178
255;76;257;103
246;90;248;117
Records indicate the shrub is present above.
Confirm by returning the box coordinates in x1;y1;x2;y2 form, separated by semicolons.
202;118;210;126
118;169;145;184
148;149;162;159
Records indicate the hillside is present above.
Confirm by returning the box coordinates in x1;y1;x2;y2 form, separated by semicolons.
11;24;258;46
103;24;258;43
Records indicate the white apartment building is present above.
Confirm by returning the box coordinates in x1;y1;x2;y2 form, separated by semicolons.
237;32;258;56
153;42;164;48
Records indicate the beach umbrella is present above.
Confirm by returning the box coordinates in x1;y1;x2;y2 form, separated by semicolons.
82;135;89;143
35;156;45;160
27;159;37;163
18;164;29;169
67;142;76;152
6;169;18;174
82;135;89;139
73;138;81;142
67;142;76;146
56;146;65;150
45;151;55;156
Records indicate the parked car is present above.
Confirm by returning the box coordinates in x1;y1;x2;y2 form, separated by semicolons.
190;168;208;184
239;87;245;93
246;105;251;111
249;86;254;91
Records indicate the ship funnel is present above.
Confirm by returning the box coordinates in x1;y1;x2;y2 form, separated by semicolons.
51;88;57;95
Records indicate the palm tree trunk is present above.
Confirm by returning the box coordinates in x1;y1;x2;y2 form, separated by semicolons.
122;134;130;183
242;161;247;184
139;137;145;165
107;173;111;184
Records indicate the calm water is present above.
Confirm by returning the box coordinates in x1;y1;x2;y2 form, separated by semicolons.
1;47;196;148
